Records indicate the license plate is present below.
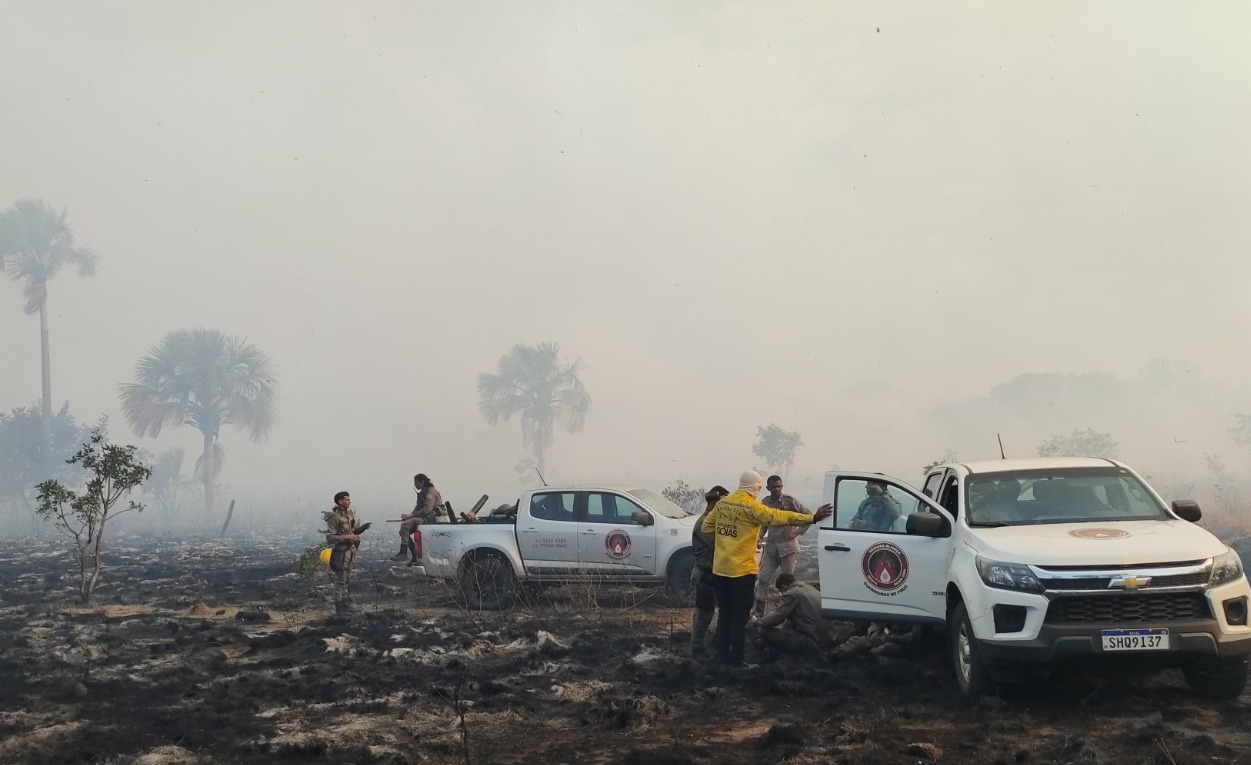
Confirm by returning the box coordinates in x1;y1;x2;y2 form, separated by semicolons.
1101;628;1169;651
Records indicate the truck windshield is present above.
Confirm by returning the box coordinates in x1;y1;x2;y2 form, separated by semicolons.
627;488;690;519
965;467;1168;526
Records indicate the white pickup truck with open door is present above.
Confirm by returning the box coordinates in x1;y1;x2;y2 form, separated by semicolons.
818;458;1251;698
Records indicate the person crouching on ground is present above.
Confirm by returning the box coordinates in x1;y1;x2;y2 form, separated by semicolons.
691;484;730;657
701;470;832;669
751;573;830;663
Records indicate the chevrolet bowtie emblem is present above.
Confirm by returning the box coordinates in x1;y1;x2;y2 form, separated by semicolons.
1110;576;1152;590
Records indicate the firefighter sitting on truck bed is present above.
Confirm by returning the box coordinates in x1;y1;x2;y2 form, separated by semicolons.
392;473;442;565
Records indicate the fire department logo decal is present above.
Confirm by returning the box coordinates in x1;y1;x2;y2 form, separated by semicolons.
605;530;632;559
862;542;909;593
1068;528;1130;539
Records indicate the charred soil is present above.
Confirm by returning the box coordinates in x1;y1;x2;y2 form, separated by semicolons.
1;533;1249;765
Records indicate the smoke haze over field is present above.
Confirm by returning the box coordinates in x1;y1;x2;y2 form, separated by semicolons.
3;3;1251;520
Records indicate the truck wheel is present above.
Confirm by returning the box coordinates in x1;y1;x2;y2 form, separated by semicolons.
666;551;695;603
1183;657;1248;699
950;601;993;697
460;554;516;610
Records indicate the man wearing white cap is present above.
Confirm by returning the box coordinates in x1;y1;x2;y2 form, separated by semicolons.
701;470;832;669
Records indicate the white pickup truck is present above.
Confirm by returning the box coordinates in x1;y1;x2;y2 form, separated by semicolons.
818;458;1251;698
418;485;699;609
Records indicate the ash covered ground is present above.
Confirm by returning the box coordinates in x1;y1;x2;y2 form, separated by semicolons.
1;528;1249;765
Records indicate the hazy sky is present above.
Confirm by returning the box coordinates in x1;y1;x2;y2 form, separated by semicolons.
3;3;1251;518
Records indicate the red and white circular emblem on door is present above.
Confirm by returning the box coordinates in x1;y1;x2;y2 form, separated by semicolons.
862;541;910;592
605;529;632;559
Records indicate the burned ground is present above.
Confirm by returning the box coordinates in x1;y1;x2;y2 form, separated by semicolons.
1;531;1249;765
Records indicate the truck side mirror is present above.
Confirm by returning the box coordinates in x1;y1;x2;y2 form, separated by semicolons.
1171;500;1202;523
632;511;654;527
906;510;947;537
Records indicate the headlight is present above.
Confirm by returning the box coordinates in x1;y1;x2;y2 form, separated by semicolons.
1210;550;1246;586
976;556;1045;593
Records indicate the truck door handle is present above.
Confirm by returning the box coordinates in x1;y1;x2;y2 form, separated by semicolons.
581;529;598;535
824;543;851;552
521;528;538;534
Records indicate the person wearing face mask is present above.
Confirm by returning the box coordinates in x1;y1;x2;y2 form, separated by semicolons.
849;480;902;531
392;474;443;564
701;470;832;669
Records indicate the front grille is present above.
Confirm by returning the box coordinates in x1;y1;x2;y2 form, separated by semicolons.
1045;594;1211;624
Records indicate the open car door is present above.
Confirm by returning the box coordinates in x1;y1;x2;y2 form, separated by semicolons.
817;472;954;625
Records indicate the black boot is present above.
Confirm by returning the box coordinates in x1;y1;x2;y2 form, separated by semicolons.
390;542;408;562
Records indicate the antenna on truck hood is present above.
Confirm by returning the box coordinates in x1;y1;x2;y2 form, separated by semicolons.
997;433;1006;459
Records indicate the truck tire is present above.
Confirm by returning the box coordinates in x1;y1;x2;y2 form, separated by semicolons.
460;553;516;610
1183;657;1248;699
950;601;993;697
666;551;695;603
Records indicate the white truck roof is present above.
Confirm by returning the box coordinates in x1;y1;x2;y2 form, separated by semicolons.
948;457;1121;475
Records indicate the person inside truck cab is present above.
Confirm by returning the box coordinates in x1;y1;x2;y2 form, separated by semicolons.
532;493;573;522
969;479;1022;524
849;481;902;531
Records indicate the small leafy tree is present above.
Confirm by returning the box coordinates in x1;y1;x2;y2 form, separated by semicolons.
1035;428;1119;459
295;545;326;583
752;424;804;478
34;430;152;604
662;479;707;515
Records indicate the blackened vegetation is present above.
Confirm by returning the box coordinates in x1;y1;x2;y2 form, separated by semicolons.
0;533;1248;765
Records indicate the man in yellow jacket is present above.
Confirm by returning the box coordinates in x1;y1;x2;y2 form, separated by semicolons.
701;470;832;668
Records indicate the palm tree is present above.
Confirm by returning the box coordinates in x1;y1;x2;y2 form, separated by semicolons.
477;342;590;476
119;329;276;516
0;199;101;467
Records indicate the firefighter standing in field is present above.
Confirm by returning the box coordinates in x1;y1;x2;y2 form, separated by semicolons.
325;491;364;616
392;473;443;565
754;474;813;617
702;470;832;669
690;485;730;657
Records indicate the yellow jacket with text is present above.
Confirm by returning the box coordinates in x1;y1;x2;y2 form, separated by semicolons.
700;489;816;578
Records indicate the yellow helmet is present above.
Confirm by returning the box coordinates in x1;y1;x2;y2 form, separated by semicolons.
319;548;332;565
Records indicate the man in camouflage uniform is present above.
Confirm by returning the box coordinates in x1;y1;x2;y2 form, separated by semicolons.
691;485;729;657
849;480;902;531
754;475;813;617
392;473;443;565
752;573;830;662
325;491;362;616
